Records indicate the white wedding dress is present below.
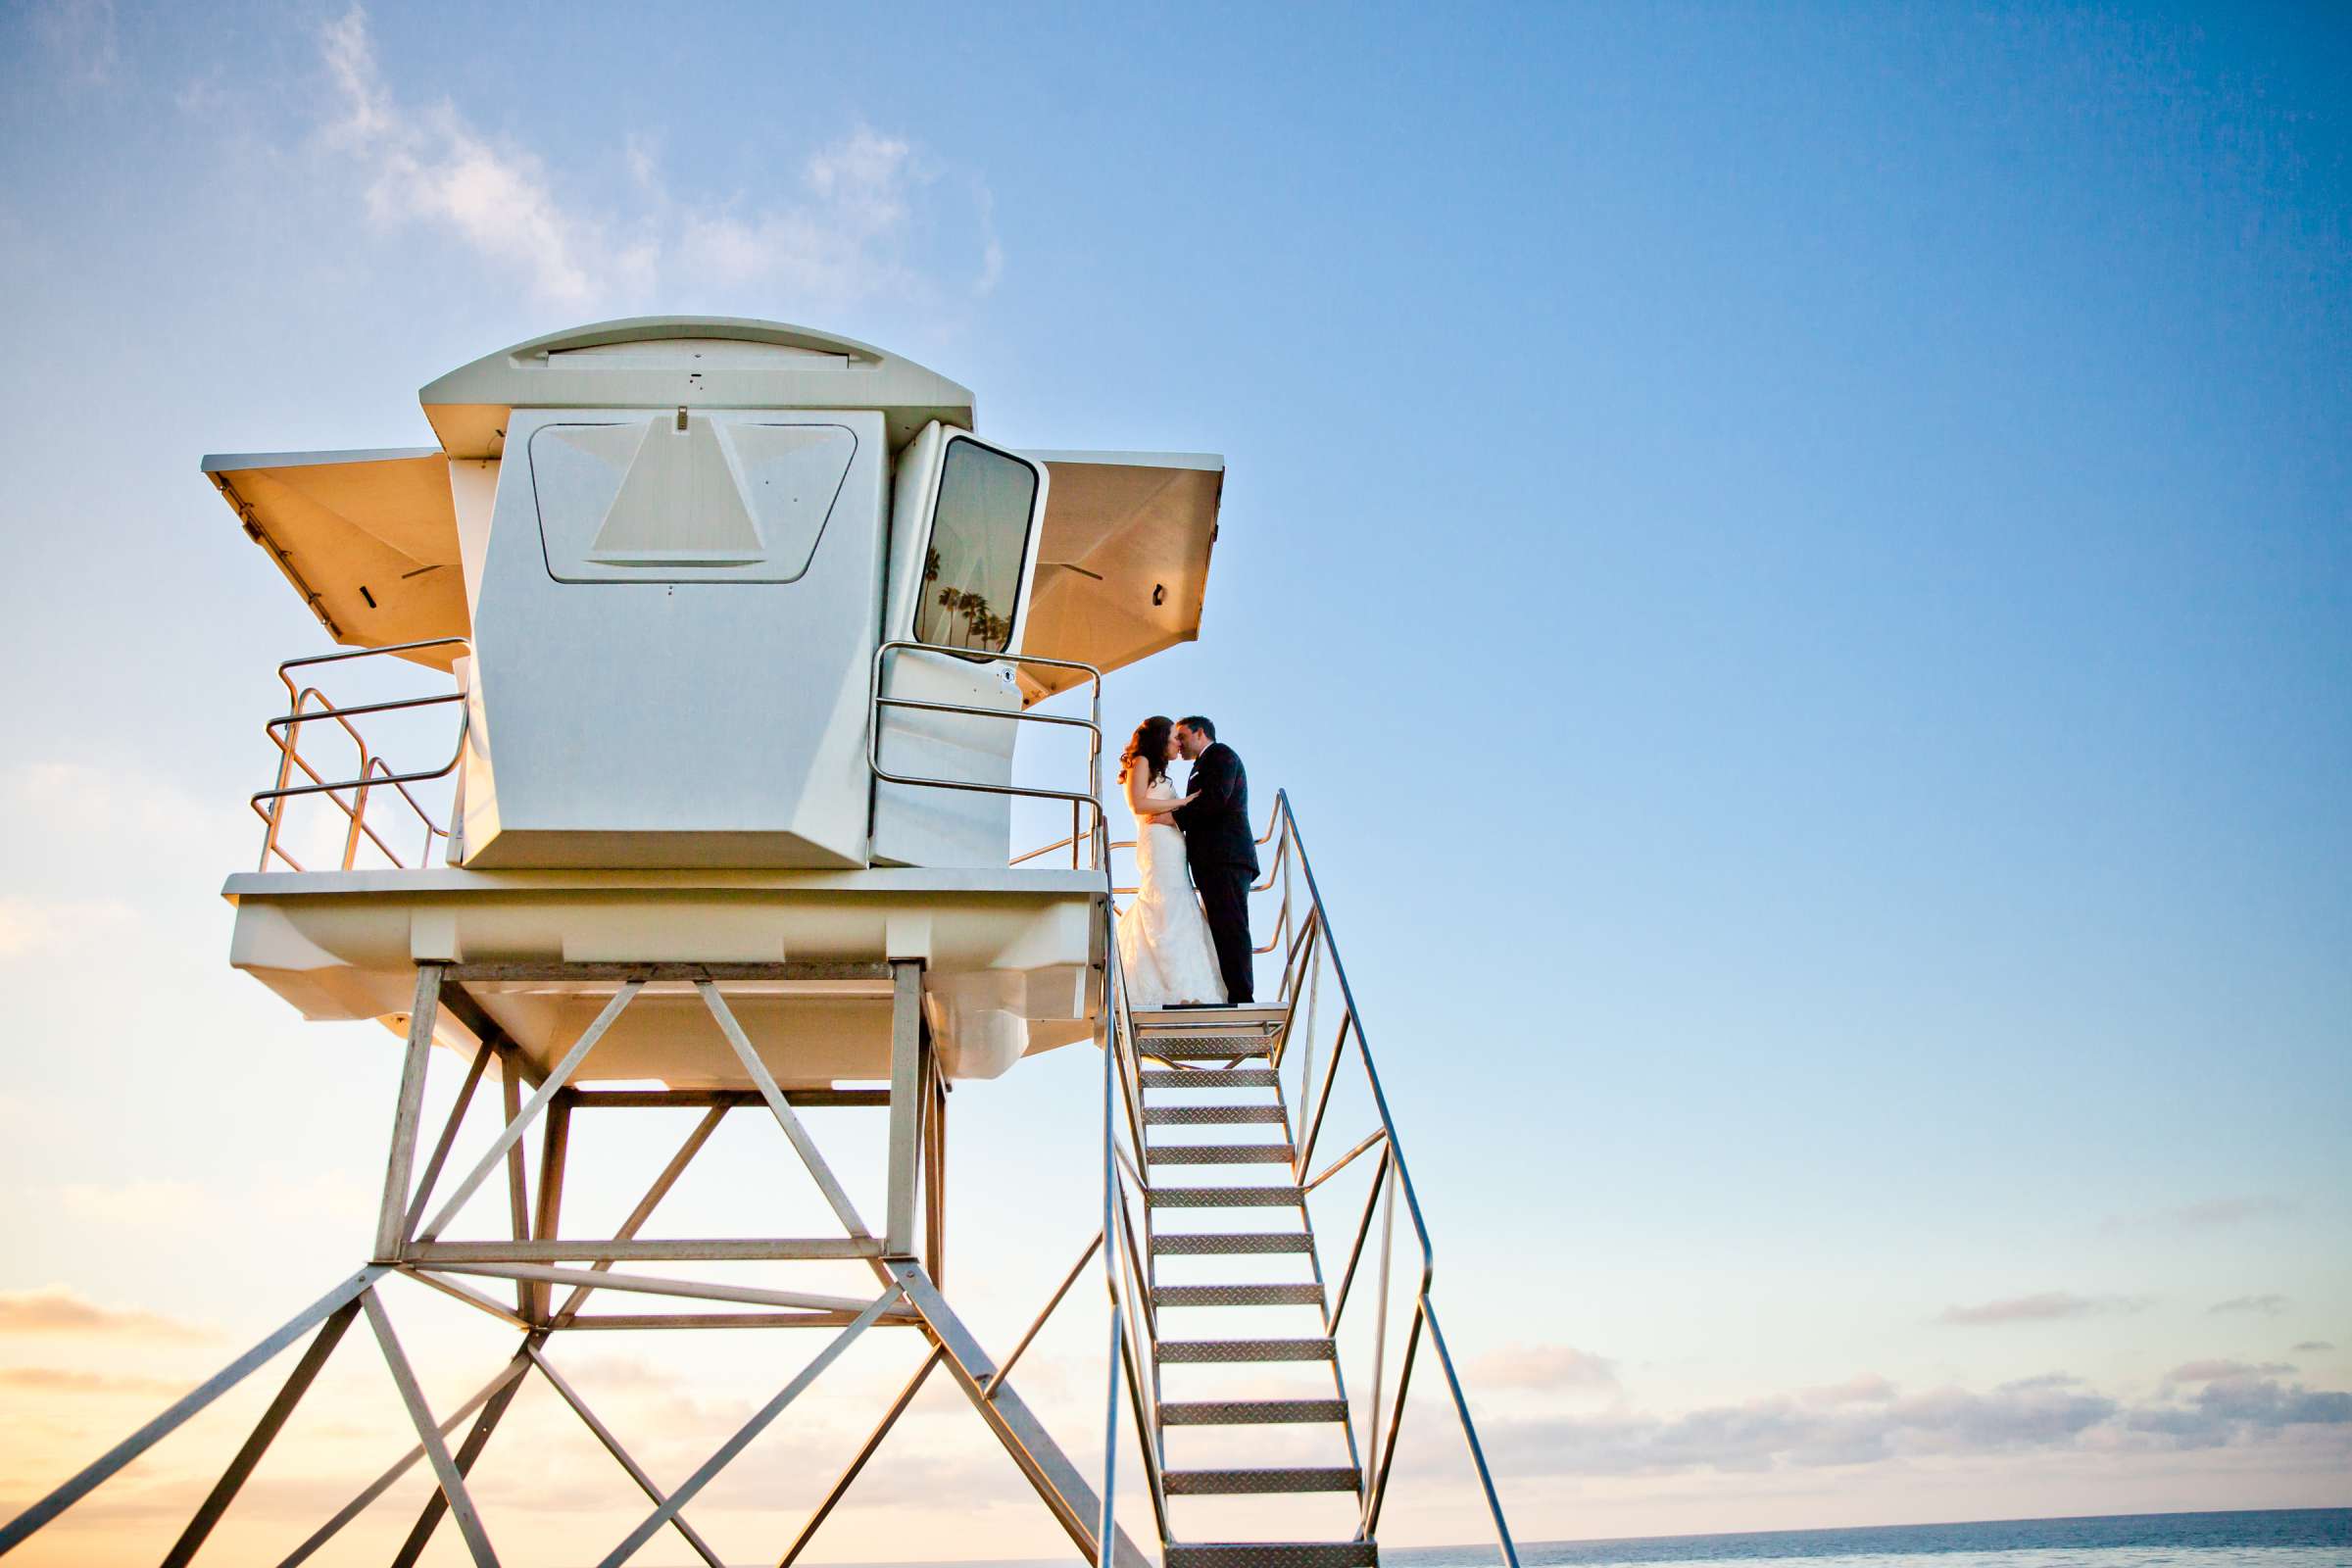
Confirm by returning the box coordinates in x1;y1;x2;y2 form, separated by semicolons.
1116;773;1229;1008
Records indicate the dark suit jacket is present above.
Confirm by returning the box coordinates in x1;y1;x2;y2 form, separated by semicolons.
1173;742;1259;874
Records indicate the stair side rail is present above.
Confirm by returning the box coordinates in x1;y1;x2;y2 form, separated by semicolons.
1262;789;1521;1563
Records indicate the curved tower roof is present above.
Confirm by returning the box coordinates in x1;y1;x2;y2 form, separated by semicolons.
418;316;977;458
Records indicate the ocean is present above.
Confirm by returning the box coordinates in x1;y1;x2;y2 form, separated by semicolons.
1378;1508;2352;1568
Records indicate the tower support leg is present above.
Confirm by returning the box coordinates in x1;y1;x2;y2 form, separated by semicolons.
885;958;924;1255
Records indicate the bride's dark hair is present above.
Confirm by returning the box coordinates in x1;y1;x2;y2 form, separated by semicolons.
1120;716;1173;785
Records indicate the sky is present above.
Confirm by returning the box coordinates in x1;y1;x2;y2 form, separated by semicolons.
0;0;2347;1562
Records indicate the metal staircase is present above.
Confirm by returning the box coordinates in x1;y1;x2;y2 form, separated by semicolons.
1133;1006;1368;1565
1093;796;1520;1568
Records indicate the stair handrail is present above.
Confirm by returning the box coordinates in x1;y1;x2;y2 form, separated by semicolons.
1263;788;1521;1563
1096;812;1172;1553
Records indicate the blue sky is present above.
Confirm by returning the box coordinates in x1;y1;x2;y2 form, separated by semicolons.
0;0;2346;1558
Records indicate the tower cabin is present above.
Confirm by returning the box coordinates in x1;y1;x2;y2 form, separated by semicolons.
207;316;1224;1089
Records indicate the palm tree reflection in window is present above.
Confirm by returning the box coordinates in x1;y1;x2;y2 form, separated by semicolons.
919;545;1006;649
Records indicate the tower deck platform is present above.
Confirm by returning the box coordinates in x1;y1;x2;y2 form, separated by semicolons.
224;864;1105;1086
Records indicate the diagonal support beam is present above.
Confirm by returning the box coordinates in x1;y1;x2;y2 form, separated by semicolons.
158;1299;363;1568
528;1345;726;1568
551;1104;726;1328
777;1348;943;1568
419;981;640;1243
0;1266;386;1556
401;1039;494;1241
274;1353;532;1568
362;1291;500;1567
696;979;871;1238
595;1284;907;1568
887;1261;1152;1568
391;1337;542;1568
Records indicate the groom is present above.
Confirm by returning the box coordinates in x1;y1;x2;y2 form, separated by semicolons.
1171;715;1257;1005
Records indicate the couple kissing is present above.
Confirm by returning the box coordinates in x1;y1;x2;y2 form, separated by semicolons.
1114;715;1256;1009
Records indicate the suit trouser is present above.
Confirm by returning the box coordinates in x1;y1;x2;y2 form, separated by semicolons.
1194;860;1256;1004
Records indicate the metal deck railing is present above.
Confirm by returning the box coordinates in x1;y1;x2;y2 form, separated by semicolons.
252;638;470;872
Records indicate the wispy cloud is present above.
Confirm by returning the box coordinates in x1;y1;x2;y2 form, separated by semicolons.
58;1180;217;1227
2165;1359;2297;1385
1938;1291;2152;1326
1798;1373;1898;1407
2100;1194;2299;1233
29;0;119;86
1996;1371;2084;1394
2209;1294;2289;1317
319;5;614;307
0;1288;216;1343
316;5;997;312
2291;1341;2335;1353
0;895;135;957
1471;1344;1619;1393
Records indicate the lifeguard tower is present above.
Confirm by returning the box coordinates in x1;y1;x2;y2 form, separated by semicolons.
0;319;1517;1567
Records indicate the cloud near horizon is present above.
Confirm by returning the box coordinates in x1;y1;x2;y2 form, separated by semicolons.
1472;1344;1620;1393
0;1287;216;1343
2208;1294;2289;1317
1937;1292;2152;1326
316;4;1000;312
1482;1367;2352;1481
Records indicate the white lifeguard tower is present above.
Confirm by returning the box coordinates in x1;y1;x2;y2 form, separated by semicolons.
0;318;1517;1568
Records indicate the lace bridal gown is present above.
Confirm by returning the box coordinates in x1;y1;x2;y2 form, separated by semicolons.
1116;773;1229;1008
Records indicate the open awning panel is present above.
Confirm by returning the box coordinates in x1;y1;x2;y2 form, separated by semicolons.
203;448;468;670
1013;451;1224;704
202;442;1223;694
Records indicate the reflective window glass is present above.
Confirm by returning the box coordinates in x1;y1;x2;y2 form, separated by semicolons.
915;439;1038;654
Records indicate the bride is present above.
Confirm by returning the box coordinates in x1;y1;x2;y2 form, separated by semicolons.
1115;715;1229;1008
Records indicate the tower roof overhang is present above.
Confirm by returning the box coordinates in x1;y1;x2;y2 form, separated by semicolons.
202;446;466;669
1013;451;1225;704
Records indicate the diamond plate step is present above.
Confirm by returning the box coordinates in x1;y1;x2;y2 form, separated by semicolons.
1149;1186;1304;1208
1152;1283;1326;1307
1142;1068;1282;1089
1163;1466;1361;1495
1164;1544;1377;1568
1132;1005;1292;1030
1152;1232;1314;1255
1157;1338;1337;1363
1147;1145;1296;1165
1145;1104;1288;1125
1159;1397;1351;1426
1144;1039;1277;1060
